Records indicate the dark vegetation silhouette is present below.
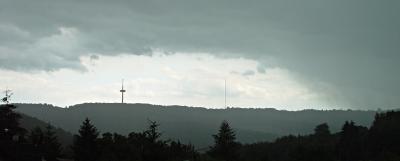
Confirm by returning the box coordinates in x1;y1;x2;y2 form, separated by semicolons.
28;125;62;161
238;112;400;161
19;113;73;154
14;103;376;147
1;102;400;161
72;118;99;161
0;103;62;161
208;120;240;161
72;118;198;161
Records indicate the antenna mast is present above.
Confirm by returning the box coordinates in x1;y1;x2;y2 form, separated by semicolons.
2;88;13;104
120;79;126;103
225;79;226;109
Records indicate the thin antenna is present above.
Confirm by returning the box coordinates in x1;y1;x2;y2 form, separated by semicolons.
120;79;126;103
2;88;13;104
225;79;226;109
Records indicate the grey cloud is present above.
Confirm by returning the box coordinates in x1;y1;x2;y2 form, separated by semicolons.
0;0;400;108
242;70;255;77
257;65;267;74
229;70;255;77
0;26;86;71
230;71;240;75
90;55;99;61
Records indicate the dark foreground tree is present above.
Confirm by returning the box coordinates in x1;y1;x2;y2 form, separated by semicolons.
96;119;197;161
0;103;31;161
43;124;62;161
28;127;44;159
167;140;197;161
73;118;99;161
314;123;331;137
28;125;62;161
0;104;24;141
209;120;240;161
337;121;368;161
237;111;400;161
368;111;400;160
142;120;167;161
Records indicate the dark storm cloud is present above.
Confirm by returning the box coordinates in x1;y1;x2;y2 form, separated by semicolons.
0;0;399;108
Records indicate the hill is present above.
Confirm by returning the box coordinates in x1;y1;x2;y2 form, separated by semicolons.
14;103;377;148
19;113;74;146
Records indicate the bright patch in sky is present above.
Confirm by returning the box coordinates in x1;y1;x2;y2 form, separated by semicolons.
0;53;328;110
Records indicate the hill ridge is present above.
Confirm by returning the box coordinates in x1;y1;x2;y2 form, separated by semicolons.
14;103;378;148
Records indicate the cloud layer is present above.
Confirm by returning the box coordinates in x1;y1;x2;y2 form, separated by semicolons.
1;54;328;109
1;0;399;108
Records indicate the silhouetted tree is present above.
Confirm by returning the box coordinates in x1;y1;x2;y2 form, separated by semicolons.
0;104;24;141
310;123;335;161
0;104;29;161
28;125;62;161
98;132;116;161
167;141;197;161
368;111;400;160
29;127;44;159
314;123;330;136
145;120;162;143
142;120;166;161
43;124;62;161
237;112;400;161
96;120;198;161
209;120;240;161
127;131;148;161
112;133;130;161
73;118;99;161
337;121;368;161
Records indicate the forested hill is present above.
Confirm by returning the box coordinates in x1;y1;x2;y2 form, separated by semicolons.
19;113;74;149
14;103;377;148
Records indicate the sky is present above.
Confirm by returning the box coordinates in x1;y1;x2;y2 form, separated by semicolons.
0;0;399;110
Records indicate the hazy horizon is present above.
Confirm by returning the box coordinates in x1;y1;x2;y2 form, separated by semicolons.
13;102;392;112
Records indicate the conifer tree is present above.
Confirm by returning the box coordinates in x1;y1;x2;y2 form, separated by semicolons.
337;121;368;161
0;104;23;141
145;120;162;143
209;120;239;161
368;111;400;160
0;103;27;161
314;123;331;136
73;118;99;161
143;120;165;161
29;127;44;159
98;132;115;161
43;124;62;161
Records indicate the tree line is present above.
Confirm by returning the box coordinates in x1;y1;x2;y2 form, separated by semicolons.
238;111;400;161
1;103;400;161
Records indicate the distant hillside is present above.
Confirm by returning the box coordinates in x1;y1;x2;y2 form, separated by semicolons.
19;113;74;149
14;103;377;148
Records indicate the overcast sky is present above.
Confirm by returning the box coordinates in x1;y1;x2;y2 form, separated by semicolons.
1;0;399;110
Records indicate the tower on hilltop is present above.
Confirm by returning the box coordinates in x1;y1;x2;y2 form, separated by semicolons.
120;79;126;103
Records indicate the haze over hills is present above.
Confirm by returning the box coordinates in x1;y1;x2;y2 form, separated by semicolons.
19;113;74;149
14;103;378;148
